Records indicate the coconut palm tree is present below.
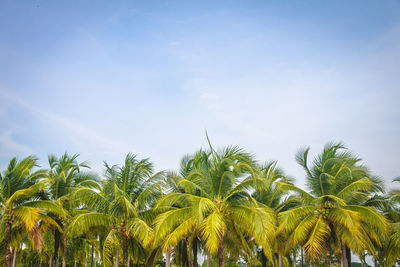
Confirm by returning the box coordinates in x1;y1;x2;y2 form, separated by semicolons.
252;161;301;267
158;151;211;267
373;177;400;266
0;156;61;267
45;152;99;267
278;142;388;266
69;153;163;267
154;142;276;267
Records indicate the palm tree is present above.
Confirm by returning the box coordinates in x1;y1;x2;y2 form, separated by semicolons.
69;153;163;267
252;161;300;267
374;177;400;266
154;142;276;267
45;152;99;267
278;142;388;266
159;151;211;267
0;156;60;267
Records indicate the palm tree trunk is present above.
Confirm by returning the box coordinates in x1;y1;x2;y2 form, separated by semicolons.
53;229;61;267
123;234;128;267
166;248;171;267
11;247;16;267
207;251;211;267
346;246;351;267
218;242;225;267
62;236;67;267
115;248;119;267
90;242;95;267
278;252;283;267
49;256;52;267
192;238;198;267
293;251;297;267
85;253;88;267
127;256;130;267
5;221;12;267
261;250;267;267
182;240;189;267
301;247;304;267
188;253;193;267
341;241;347;267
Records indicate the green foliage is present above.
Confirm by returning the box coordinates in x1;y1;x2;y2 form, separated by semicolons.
0;141;397;266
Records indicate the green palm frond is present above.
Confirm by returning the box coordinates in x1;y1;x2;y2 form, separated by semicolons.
277;182;316;203
103;229;120;267
278;205;315;233
162;217;196;250
6;181;47;206
154;207;192;244
127;218;153;247
303;216;330;261
12;206;41;231
69;212;114;236
337;178;375;199
200;210;226;254
24;200;68;219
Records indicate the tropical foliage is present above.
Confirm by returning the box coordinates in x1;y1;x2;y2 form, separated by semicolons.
0;141;398;267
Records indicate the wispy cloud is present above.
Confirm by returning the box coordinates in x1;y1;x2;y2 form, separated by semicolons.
0;88;129;159
0;130;33;155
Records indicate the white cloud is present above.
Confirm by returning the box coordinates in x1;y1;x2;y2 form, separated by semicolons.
0;88;131;170
0;130;33;155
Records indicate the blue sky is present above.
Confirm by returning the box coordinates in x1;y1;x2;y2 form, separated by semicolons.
1;0;400;188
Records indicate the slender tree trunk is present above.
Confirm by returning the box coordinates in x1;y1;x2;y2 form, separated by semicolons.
301;248;304;267
166;248;171;267
218;242;225;267
188;252;193;267
53;229;61;267
11;247;16;267
192;238;198;267
182;240;189;267
49;256;52;267
123;234;128;267
62;236;67;267
74;261;76;267
115;248;119;267
261;250;267;267
39;258;42;267
207;251;211;267
5;221;12;267
90;242;95;267
127;256;130;267
346;246;351;267
278;252;283;267
341;241;347;267
85;253;88;267
293;251;297;267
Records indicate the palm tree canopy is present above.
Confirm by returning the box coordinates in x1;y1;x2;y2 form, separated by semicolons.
0;156;61;254
69;153;163;266
278;142;389;261
154;145;276;262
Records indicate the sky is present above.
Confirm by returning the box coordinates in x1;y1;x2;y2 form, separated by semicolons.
0;0;400;190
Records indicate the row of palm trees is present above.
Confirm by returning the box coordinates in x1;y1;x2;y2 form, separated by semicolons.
1;141;399;266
